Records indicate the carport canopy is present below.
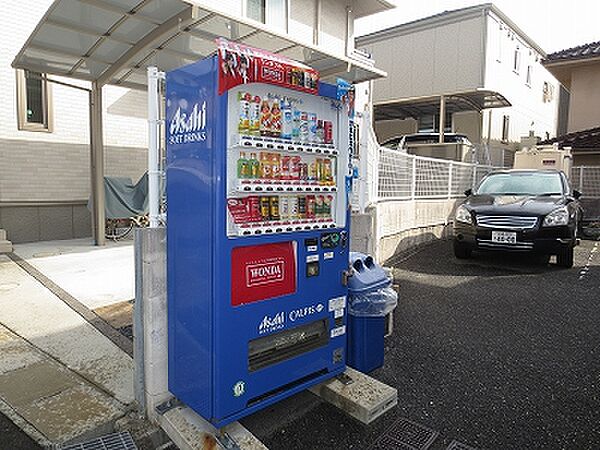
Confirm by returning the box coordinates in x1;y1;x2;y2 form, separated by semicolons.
12;0;387;89
373;89;511;121
12;0;389;245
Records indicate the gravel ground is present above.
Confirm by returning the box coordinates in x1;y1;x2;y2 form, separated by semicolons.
242;239;600;450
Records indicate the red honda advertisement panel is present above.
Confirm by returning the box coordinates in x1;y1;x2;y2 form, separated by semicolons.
231;242;297;306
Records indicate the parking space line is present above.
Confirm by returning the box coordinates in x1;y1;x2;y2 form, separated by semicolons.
579;242;599;281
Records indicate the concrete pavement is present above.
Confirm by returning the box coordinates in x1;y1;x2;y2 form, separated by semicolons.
0;240;136;446
13;238;134;309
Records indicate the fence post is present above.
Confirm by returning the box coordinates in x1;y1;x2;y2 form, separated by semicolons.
447;162;453;199
579;166;584;192
411;156;417;200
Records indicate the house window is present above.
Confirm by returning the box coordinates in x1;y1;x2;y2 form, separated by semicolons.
502;115;510;142
543;81;555;103
246;0;266;23
247;0;286;29
513;46;521;74
16;69;52;132
526;65;532;87
497;24;503;62
418;111;452;133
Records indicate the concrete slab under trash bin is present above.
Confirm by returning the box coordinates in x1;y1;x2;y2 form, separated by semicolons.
309;367;397;424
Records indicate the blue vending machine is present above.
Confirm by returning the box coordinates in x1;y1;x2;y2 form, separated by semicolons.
166;40;352;427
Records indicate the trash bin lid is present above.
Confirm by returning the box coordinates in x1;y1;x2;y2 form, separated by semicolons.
348;252;390;293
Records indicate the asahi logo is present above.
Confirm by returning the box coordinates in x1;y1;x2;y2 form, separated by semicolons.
246;258;285;287
289;303;324;322
168;101;207;145
258;311;285;334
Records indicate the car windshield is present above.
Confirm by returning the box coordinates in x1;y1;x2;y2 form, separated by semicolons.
477;172;564;196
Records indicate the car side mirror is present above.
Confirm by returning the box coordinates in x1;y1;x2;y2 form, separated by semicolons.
573;190;582;199
464;188;473;197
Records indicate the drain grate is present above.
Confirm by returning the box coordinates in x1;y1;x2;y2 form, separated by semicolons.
57;432;137;450
371;418;439;450
446;440;479;450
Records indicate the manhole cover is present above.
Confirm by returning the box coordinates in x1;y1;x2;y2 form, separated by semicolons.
371;418;438;450
57;431;137;450
447;440;479;450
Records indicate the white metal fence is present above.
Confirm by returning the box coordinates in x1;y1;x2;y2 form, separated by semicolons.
572;166;600;198
376;147;500;201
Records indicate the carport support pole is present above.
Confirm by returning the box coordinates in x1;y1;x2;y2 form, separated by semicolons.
90;81;106;246
439;95;445;143
147;67;162;229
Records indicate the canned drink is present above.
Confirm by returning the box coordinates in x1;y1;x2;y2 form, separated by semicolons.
308;160;317;181
299;112;309;142
291;156;301;180
260;196;271;220
323;195;332;219
315;158;323;183
323;159;332;185
281;156;291;180
324;121;333;144
315;195;323;217
248;196;261;222
271;153;281;179
299;162;308;181
289;196;298;219
306;195;315;219
308;113;317;142
279;195;289;220
270;196;280;221
298;196;307;219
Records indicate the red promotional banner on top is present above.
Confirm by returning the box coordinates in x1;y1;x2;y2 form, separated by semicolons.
217;38;319;95
231;242;297;306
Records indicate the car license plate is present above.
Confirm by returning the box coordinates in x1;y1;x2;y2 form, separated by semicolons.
492;231;517;244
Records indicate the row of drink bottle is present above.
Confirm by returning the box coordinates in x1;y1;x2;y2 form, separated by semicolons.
237;152;334;185
238;92;333;144
228;194;333;224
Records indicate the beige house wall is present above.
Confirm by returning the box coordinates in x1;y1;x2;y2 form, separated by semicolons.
452;111;482;144
374;119;418;143
567;62;600;133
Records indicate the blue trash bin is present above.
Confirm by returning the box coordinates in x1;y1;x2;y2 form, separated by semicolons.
347;252;398;373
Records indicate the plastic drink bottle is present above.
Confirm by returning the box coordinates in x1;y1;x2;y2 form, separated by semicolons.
237;152;249;178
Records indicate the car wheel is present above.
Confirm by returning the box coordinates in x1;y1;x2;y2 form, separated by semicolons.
556;246;574;268
453;241;472;259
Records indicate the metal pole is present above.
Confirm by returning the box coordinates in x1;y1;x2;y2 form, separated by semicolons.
147;67;162;228
439;95;445;143
90;81;105;245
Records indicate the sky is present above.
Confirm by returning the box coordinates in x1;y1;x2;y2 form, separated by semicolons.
355;0;600;54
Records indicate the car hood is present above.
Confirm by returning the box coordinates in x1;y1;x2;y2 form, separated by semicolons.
464;194;567;216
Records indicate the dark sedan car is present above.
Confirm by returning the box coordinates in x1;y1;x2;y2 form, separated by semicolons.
453;169;582;267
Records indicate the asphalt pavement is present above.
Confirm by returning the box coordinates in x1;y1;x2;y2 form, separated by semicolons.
242;239;600;450
0;411;40;450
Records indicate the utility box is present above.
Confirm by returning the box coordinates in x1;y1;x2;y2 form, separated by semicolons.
513;145;573;178
166;40;353;427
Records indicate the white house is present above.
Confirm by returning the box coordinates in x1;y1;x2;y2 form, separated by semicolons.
356;3;562;166
1;0;393;244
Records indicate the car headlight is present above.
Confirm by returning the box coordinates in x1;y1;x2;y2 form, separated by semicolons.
455;205;472;224
543;207;570;227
